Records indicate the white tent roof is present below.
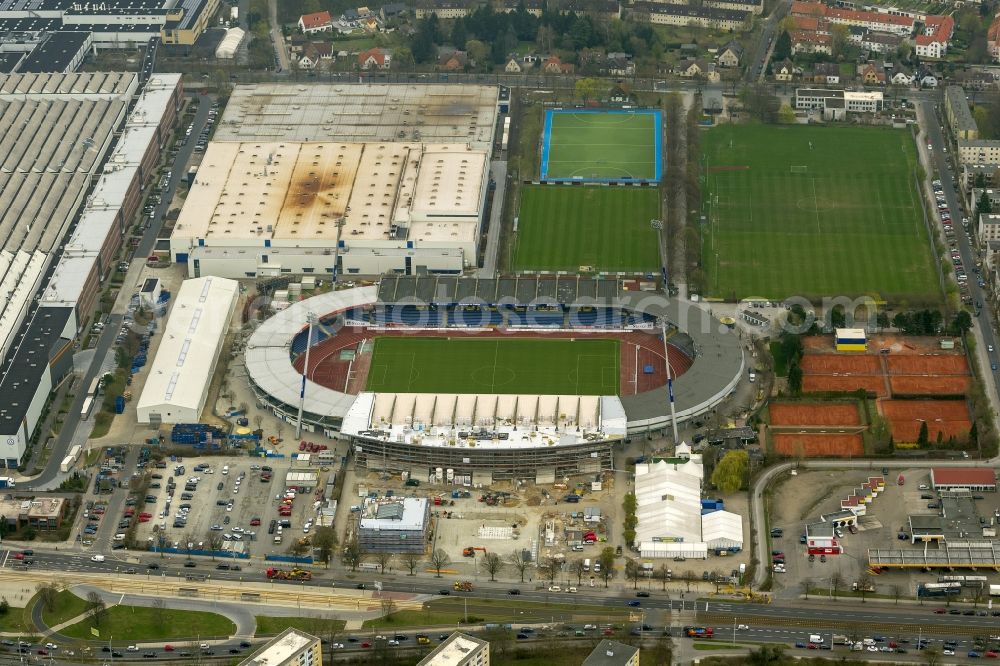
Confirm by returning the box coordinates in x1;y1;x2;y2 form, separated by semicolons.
634;459;703;544
701;510;744;549
639;541;708;560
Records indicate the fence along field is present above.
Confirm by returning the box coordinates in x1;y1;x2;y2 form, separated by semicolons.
540;109;661;182
702;124;939;302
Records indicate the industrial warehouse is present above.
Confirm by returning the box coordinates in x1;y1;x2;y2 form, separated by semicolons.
169;84;501;277
0;72;182;466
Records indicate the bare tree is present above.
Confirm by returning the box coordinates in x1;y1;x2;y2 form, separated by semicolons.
657;563;671;591
539;556;560;585
379;595;396;618
341;540;362;571
86;591;106;627
312;527;338;568
402;551;420;576
682;570;695;593
923;646;943;666
889;583;902;605
253;415;263;430
830;571;845;601
482;552;504;582
152;598;166;626
801;578;812;600
429;549;450;578
375;551;393;574
571;559;587;586
507;550;531;583
625;559;641;589
855;572;873;603
207;533;223;560
36;583;60;613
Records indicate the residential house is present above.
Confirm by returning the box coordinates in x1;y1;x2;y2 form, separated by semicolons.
717;41;743;67
413;0;473;18
542;55;574;74
858;30;901;54
298;10;333;34
915;34;945;58
773;58;798;81
790;0;827;19
917;14;954;58
859;62;886;85
495;0;545;15
558;0;620;20
956;69;996;91
298;41;333;69
791;29;831;54
812;62;840;85
505;57;522;72
438;48;469;70
917;67;938;88
379;3;408;22
791;1;914;35
609;83;632;102
890;70;914;86
989;13;1000;62
605;52;635;76
630;2;751;30
358;47;391;69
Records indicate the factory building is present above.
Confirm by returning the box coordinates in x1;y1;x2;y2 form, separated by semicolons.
357;497;430;553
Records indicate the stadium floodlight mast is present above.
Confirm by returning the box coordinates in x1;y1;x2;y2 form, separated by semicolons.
658;318;680;444
295;312;317;440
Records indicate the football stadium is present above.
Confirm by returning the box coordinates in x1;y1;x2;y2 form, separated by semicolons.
245;277;744;481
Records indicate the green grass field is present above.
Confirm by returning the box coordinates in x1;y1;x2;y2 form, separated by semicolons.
365;337;619;395
703;124;939;302
513;186;661;272
543;111;658;180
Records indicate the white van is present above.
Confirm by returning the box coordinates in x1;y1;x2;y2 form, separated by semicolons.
748;370;756;383
593;562;601;573
583;558;591;571
91;555;105;562
809;635;824;644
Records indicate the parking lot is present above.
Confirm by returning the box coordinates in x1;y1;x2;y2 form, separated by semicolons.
769;468;1000;600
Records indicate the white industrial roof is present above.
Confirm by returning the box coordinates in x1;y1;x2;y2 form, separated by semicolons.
242;628;316;666
215;27;244;58
416;632;488;666
701;510;744;549
359;496;428;531
835;328;865;338
136;276;239;417
634;458;704;545
244;285;378;418
0;250;45;358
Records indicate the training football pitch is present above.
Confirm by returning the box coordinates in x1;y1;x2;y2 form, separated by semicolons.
541;110;661;181
703;125;939;302
513;186;661;272
365;337;620;395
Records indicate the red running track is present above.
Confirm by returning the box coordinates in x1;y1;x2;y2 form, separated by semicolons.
292;326;692;396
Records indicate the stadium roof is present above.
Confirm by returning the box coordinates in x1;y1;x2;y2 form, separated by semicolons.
136;277;239;418
215;83;500;149
376;274;632;304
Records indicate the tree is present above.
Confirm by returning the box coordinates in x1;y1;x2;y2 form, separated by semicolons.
402;551;420;576
0;598;9;616
978;190;993;218
855;572;873;602
657;563;671;591
483;552;504;581
429;549;450;577
598;547;616;588
341;540;363;572
623;493;638;546
312;527;337;568
152;598;166;626
625;558;641;589
207;533;223;560
289;538;310;557
747;644;786;664
778;103;796;125
889;583;902;605
86;591;106;627
253;415;263;430
681;570;694;592
711;450;749;493
788;361;803;395
830;570;844;600
773;30;791;61
917;420;930;447
571;559;587;585
375;551;393;574
951;310;973;336
539;556;560;585
37;583;60;613
575;77;604;102
465;39;488;66
508;550;531;583
830;23;850;57
379;595;396;618
801;578;812;599
923;646;943;666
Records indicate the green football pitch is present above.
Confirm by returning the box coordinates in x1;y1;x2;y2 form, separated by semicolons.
365;337;620;395
513;186;661;272
542;111;659;180
702;125;939;302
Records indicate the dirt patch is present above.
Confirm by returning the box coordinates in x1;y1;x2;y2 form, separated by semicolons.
773;433;864;457
770;402;861;426
889;376;970;396
885;354;969;376
880;400;972;442
803;375;887;396
800;354;880;374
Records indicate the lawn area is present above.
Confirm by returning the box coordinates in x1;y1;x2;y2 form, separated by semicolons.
542;109;660;181
60;605;235;641
769;341;789;377
366;336;619;395
0;604;31;634
702;124;939;303
40;590;90;628
255;616;345;636
513;186;661;272
365;597;629;628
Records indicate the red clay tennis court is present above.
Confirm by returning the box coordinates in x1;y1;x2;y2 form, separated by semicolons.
770;403;861;427
803;375;887;396
880;400;972;442
889;376;970;396
773;433;864;457
885;355;969;375
799;354;881;374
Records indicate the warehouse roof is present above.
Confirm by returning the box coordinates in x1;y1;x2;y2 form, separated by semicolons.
136;277;239;417
0;306;72;436
582;640;640;666
216;83;499;149
358;497;428;531
17;31;89;72
931;467;997;487
701;509;743;546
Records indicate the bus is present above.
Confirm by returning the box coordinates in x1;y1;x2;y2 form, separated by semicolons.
80;396;95;421
918;583;961;598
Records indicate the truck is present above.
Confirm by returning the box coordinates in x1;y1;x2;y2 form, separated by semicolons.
0;477;16;489
833;634;850;646
684;627;714;638
453;580;473;591
266;567;312;581
59;455;75;473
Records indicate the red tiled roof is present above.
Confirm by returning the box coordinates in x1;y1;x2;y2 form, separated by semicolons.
925;14;954;39
916;34;940;46
827;7;914;27
299;11;332;28
791;1;827;17
932;467;997;486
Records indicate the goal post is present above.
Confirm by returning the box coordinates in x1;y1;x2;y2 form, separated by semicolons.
790;165;808;174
